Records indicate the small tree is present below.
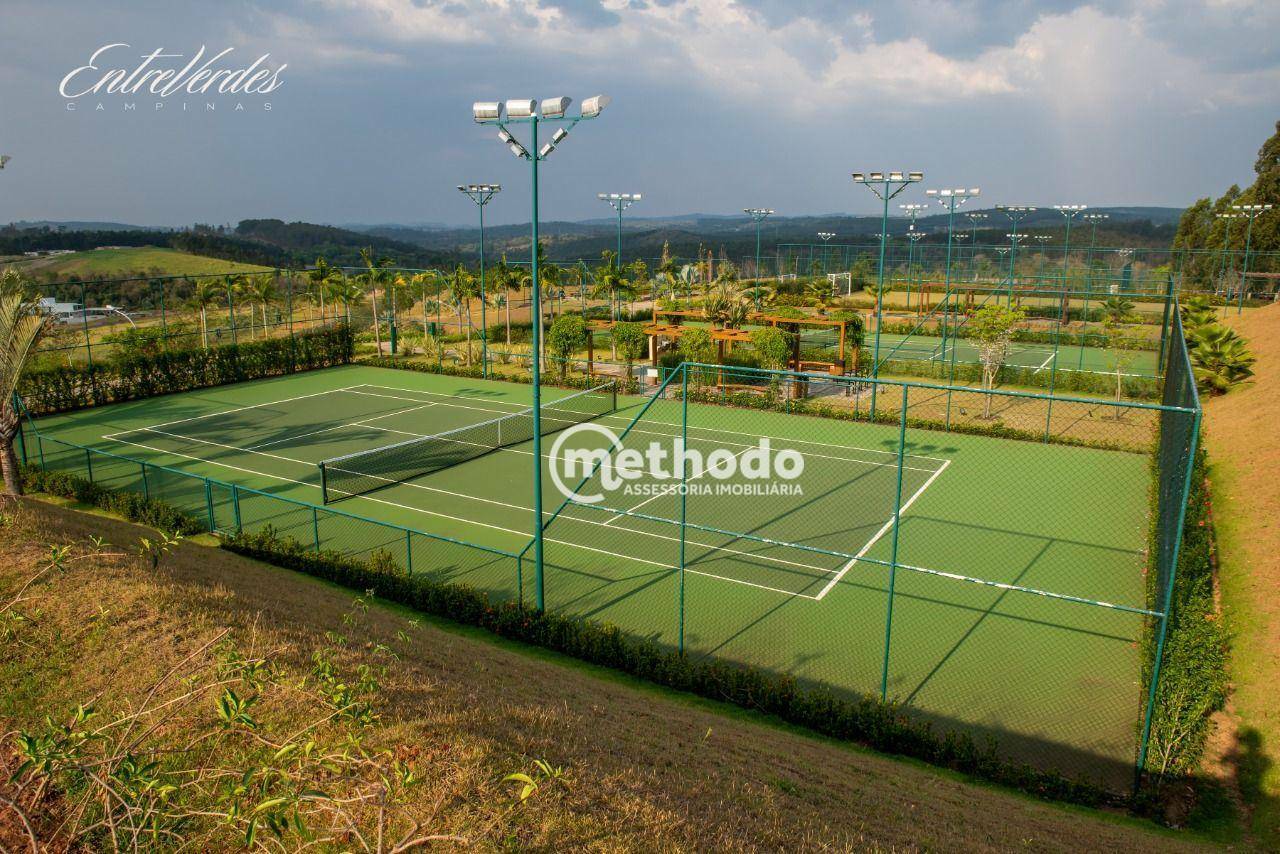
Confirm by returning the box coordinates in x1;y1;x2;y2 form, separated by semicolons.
1102;316;1146;410
967;304;1025;418
612;321;647;381
1;270;47;495
677;326;714;386
545;313;588;380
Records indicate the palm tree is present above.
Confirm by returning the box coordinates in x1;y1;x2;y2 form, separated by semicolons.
1191;326;1256;394
1101;295;1135;324
360;248;396;354
190;279;222;349
247;277;279;337
803;280;831;315
1;271;47;495
230;275;256;338
484;257;519;344
446;264;478;364
332;276;364;324
308;257;335;324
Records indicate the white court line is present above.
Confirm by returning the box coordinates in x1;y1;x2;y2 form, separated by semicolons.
132;385;364;431
99;379;950;599
1032;352;1056;374
814;458;952;601
244;402;438;450
351;382;946;470
604;446;753;526
105;427;838;580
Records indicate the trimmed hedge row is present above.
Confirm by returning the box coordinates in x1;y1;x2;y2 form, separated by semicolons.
20;325;354;417
20;464;206;536
221;526;1117;808
357;355;643;395
1141;443;1229;783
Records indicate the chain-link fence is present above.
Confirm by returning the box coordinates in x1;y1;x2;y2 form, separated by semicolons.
532;346;1198;790
17;280;1203;794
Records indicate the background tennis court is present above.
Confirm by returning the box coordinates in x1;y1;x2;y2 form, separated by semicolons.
30;363;1153;787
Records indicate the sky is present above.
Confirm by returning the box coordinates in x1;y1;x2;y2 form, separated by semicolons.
0;0;1277;228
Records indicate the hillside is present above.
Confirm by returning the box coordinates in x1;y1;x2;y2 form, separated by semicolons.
1202;303;1280;847
1;246;270;280
360;206;1184;264
0;498;1216;851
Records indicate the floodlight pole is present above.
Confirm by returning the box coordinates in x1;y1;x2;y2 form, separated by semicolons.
997;206;1036;305
599;193;640;264
900;204;928;311
964;212;987;283
744;208;774;310
852;171;923;417
476;95;607;610
458;184;501;378
1232;204;1274;314
1052;206;1085;287
926;188;979;417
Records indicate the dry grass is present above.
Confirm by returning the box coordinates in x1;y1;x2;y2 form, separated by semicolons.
1202;303;1280;847
0;498;1216;852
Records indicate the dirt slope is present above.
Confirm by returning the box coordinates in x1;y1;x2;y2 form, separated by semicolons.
0;499;1215;852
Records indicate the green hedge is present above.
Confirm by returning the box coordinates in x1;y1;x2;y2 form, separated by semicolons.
357;355;642;396
19;325;354;417
221;526;1116;808
877;320;1161;351
20;464;206;536
1140;443;1229;784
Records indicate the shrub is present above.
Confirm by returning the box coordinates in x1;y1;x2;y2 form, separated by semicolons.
19;325;354;416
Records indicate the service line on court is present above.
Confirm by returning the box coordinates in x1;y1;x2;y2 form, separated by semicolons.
814;458;952;601
103;420;844;588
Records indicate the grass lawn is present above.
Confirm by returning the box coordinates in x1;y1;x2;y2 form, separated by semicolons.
4;246;270;279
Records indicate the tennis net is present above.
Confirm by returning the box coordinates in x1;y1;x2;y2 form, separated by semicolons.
319;382;618;503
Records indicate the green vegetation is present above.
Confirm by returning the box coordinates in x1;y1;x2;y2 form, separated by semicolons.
18;325;353;416
3;246;270;281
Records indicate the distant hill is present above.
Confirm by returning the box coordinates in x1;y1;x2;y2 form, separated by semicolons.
357;206;1185;263
4;220;173;232
2;246;270;281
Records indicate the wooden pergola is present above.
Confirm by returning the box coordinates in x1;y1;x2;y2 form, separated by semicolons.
641;308;855;379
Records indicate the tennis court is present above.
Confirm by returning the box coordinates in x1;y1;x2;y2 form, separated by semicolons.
29;363;1153;786
868;330;1161;377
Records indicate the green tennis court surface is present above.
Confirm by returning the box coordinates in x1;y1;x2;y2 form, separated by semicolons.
867;331;1161;377
31;364;1151;786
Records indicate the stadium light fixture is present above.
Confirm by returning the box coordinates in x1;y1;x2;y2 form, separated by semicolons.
996;205;1038;303
458;183;502;378
599;192;642;263
470;92;610;609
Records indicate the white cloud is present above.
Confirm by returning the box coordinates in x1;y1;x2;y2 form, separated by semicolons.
251;0;1280;115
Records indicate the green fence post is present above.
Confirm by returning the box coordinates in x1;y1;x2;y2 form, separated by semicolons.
1156;274;1174;370
13;395;26;466
879;384;910;702
227;277;238;346
1043;316;1061;442
84;447;94;483
205;478;215;533
677;363;689;654
405;529;413;576
157;278;168;349
231;483;242;532
36;434;45;469
140;461;149;499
